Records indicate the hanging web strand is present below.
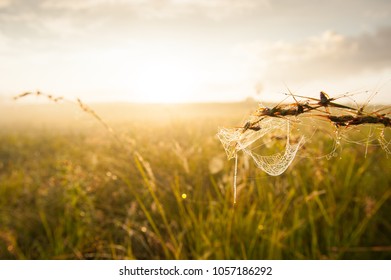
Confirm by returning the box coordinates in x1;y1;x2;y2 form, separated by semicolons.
379;130;391;155
233;153;238;204
242;121;305;176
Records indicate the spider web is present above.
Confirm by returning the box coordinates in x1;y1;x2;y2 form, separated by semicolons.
217;118;305;176
242;131;305;176
217;117;287;160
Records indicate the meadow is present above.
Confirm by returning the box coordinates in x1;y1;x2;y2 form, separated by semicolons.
0;100;390;259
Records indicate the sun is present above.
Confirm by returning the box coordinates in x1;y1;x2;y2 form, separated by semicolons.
133;54;198;103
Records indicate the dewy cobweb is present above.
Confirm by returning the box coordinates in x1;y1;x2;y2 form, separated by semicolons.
243;121;305;176
217;118;305;176
217;118;305;204
217;117;286;160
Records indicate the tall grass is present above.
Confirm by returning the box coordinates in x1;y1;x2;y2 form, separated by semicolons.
0;101;390;259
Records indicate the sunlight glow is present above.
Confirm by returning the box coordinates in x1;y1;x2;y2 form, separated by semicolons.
133;54;199;103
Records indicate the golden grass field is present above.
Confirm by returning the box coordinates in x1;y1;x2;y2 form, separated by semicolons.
0;101;390;259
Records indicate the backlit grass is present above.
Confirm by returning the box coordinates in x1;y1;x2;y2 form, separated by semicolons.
0;102;390;259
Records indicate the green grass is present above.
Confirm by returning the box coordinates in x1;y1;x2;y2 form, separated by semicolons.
0;102;390;259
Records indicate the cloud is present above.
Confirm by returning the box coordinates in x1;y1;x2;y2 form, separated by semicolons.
0;0;270;51
0;0;269;19
250;26;391;83
0;0;10;8
37;0;267;20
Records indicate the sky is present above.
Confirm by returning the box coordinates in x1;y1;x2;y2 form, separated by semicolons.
0;0;391;104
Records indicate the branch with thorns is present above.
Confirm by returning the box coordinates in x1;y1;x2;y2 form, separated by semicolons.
241;91;390;132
